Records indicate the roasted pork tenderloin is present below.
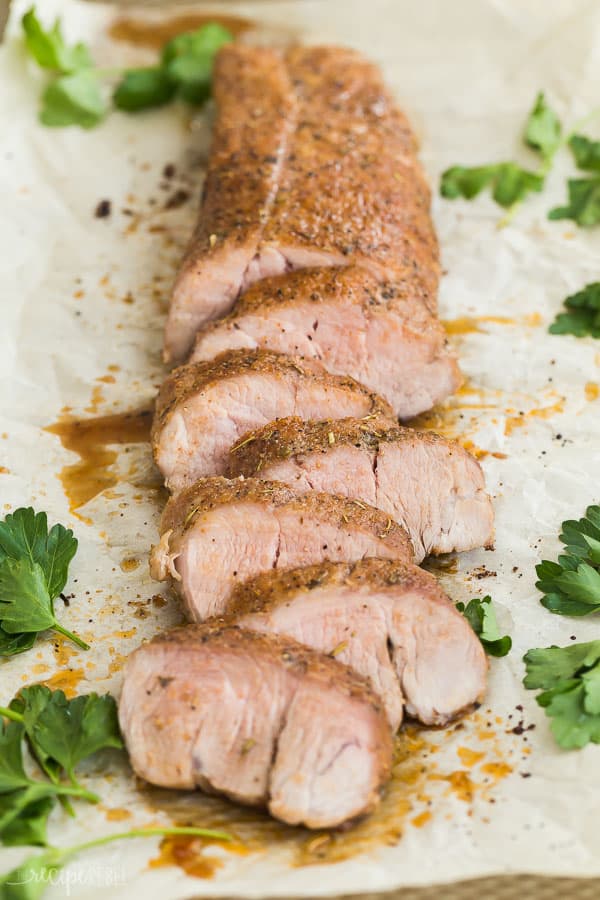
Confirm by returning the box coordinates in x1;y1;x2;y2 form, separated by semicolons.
226;416;494;561
223;558;488;730
152;349;393;492
190;266;460;419
119;624;393;828
150;476;413;620
165;45;438;362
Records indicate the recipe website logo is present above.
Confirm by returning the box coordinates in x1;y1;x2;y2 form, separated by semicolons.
7;862;127;895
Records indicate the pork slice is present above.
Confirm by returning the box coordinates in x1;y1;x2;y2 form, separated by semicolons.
166;45;439;361
152;348;393;492
119;624;393;828
165;46;296;362
225;558;488;729
150;476;413;620
227;417;494;562
191;266;460;418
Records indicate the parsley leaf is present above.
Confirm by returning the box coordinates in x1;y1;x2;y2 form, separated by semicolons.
113;67;176;112
568;134;600;173
22;7;92;73
536;505;600;615
440;163;543;208
523;92;562;161
0;687;122;847
0;508;86;655
492;163;544;207
549;282;600;339
0;795;54;848
548;177;600;226
523;640;600;748
0;560;56;635
0;507;77;598
456;595;512;657
40;72;106;129
439;165;497;200
162;23;233;105
9;686;122;785
0;720;31;793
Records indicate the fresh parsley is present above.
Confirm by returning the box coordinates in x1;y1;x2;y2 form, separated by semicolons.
22;7;92;73
440;92;560;216
440;163;543;208
0;508;86;654
536;504;600;615
456;595;512;657
523;640;600;748
158;22;233;105
549;282;600;339
547;127;600;225
22;6;232;128
0;826;231;900
568;134;600;173
0;686;122;847
523;91;562;161
548;177;600;226
112;67;176;112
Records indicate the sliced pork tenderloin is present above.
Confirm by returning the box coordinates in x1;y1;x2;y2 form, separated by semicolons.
190;266;460;419
150;476;413;620
223;558;487;730
165;44;438;362
152;349;393;492
119;624;393;828
165;46;296;362
227;417;494;562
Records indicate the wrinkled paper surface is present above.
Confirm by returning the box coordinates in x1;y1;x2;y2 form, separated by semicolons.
2;0;600;895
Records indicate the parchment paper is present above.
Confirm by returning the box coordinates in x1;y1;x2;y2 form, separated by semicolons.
1;0;600;895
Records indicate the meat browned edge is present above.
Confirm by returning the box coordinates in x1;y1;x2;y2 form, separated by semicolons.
221;558;488;730
150;476;414;620
119;624;393;828
190;267;460;419
152;349;393;493
165;44;438;362
226;417;495;561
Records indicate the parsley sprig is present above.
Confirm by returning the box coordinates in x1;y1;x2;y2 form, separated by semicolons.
0;686;122;847
0;686;231;897
549;282;600;339
441;92;600;226
0;826;231;900
549;132;600;225
22;7;232;128
524;641;600;748
456;595;512;657
536;505;600;616
0;508;87;655
440;92;560;221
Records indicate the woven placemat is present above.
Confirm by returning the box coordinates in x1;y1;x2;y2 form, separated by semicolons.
201;880;599;900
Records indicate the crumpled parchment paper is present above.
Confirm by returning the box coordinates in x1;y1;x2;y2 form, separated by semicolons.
1;0;600;895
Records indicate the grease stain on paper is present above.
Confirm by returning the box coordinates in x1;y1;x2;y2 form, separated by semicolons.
144;719;516;878
46;407;153;517
108;12;253;49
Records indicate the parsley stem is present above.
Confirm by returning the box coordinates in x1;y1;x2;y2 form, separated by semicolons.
0;705;23;723
49;783;100;805
564;107;600;145
52;624;90;651
65;825;232;857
